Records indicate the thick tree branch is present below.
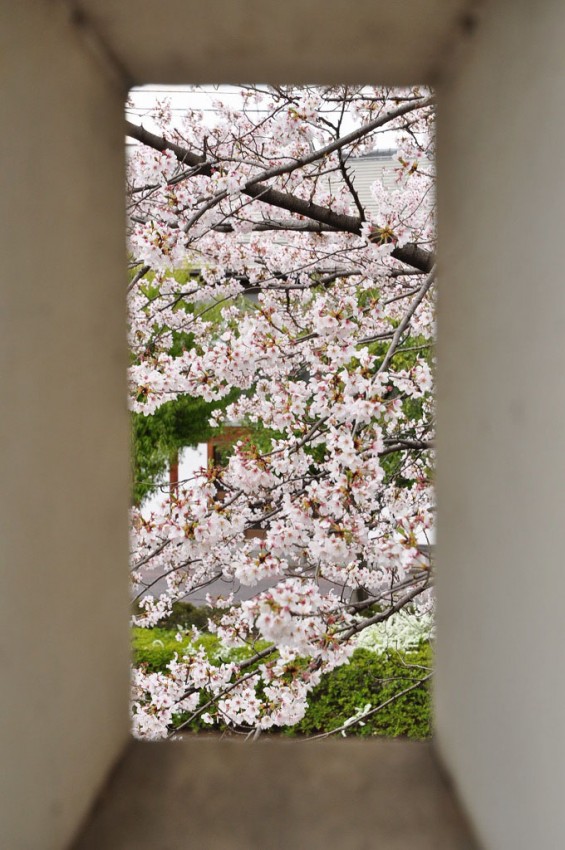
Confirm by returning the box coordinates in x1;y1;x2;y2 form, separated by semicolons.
125;120;434;273
212;220;338;234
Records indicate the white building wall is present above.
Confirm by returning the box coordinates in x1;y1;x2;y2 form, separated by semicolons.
140;444;208;518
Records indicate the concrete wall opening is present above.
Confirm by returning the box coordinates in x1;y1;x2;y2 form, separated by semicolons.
7;4;565;849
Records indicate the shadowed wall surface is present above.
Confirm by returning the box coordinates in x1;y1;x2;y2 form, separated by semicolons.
75;739;477;850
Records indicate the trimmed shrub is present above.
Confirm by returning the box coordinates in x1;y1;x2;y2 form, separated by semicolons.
133;627;190;672
132;626;432;738
132;601;213;632
292;645;432;739
132;627;223;672
132;627;269;672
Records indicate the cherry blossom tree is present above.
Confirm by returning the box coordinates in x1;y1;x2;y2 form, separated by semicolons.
126;85;435;739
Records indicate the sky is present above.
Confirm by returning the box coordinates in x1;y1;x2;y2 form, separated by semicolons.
126;85;396;148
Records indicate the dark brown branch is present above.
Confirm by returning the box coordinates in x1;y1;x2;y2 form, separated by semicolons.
212;220;338;234
379;439;434;456
125;121;434;273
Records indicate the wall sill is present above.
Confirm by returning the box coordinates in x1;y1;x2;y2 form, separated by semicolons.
74;738;478;849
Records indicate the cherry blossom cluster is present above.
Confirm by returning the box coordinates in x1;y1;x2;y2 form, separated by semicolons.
127;85;435;738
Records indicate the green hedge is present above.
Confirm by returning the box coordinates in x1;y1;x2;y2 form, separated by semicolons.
132;627;432;738
290;645;432;739
132;601;218;633
132;627;269;672
132;627;216;672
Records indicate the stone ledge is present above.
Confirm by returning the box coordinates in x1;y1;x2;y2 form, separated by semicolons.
74;738;479;850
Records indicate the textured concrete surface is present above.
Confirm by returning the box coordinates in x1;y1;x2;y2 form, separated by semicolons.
436;2;565;847
74;739;479;850
79;0;472;85
0;3;130;849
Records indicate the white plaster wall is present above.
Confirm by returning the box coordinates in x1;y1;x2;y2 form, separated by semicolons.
436;2;565;847
0;3;130;849
140;444;207;518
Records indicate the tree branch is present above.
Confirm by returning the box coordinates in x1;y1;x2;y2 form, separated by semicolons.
125;120;434;273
